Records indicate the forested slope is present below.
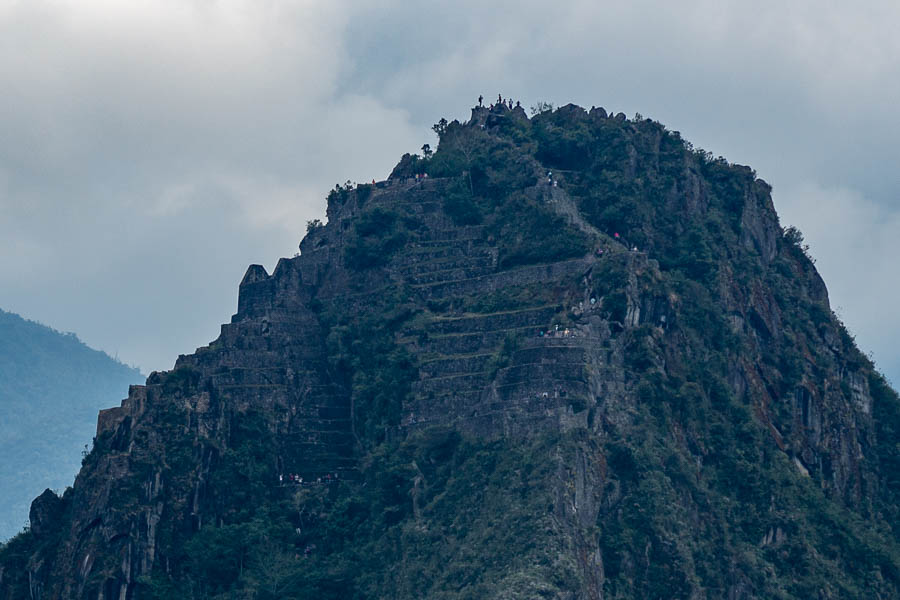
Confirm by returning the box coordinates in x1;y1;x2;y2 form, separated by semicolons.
2;102;899;599
0;309;142;541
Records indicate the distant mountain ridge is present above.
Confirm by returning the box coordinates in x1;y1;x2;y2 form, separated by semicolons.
0;309;143;541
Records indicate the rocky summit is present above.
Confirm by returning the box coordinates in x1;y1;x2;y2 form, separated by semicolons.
2;101;899;600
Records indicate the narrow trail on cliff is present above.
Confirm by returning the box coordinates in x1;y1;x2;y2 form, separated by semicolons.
9;102;900;600
546;186;602;241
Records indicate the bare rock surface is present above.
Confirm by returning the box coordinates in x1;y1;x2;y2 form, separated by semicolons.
2;102;900;600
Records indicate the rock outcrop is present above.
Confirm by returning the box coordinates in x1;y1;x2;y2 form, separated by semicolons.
2;101;899;600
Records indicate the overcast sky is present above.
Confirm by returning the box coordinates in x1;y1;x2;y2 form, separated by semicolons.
1;0;898;387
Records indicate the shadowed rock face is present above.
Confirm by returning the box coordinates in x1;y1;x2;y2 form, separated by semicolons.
27;491;63;540
3;103;900;600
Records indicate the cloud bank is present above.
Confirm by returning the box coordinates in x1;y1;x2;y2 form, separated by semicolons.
1;0;898;382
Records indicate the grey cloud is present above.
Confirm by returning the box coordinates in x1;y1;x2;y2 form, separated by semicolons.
0;0;422;373
0;0;898;383
340;0;900;379
777;183;900;385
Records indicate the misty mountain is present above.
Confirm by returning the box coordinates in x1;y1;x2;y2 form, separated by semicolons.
3;102;900;599
0;309;143;542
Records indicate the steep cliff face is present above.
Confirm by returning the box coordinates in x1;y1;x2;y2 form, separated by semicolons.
2;102;899;600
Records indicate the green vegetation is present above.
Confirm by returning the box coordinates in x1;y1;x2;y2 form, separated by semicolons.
344;207;419;270
429;120;591;268
0;529;34;596
306;218;323;234
133;430;571;600
870;372;900;530
492;194;589;269
6;104;900;599
354;116;593;272
448;283;558;315
0;309;142;542
323;290;419;446
441;177;482;226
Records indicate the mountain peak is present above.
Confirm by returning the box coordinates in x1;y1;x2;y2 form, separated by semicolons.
3;101;899;599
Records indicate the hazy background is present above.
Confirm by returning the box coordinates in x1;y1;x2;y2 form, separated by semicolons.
1;0;898;384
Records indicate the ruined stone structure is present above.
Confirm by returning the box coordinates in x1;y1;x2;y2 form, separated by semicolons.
2;102;899;600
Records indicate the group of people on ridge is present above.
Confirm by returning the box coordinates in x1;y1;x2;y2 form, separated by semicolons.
478;93;521;111
279;472;340;485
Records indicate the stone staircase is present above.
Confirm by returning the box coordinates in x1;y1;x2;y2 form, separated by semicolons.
396;300;609;434
412;258;591;300
184;172;627;470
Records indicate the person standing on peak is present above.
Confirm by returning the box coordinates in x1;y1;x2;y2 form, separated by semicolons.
478;94;483;107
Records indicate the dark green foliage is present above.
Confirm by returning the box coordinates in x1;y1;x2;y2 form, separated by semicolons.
597;355;900;599
468;149;532;202
426;121;480;179
134;431;572;600
492;196;590;269
526;112;761;283
783;225;804;247
531;107;594;170
280;431;570;599
209;412;278;519
431;121;534;200
344;207;412;270
432;118;448;137
624;325;658;371
355;183;373;206
442;177;482;225
390;152;427;179
306;218;323;234
183;521;259;594
141;515;308;599
871;373;900;529
590;259;630;323
160;366;200;396
452;283;557;315
326;181;355;207
9;104;900;600
699;160;752;226
0;529;35;596
324;293;419;447
426;146;467;179
599;291;626;324
426;119;592;269
333;108;900;596
656;221;720;282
